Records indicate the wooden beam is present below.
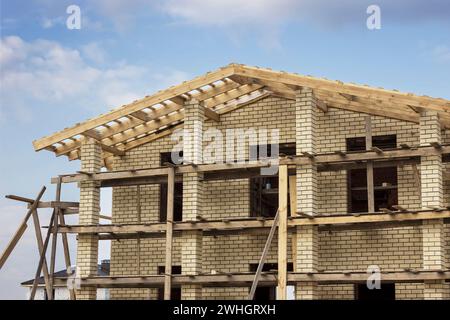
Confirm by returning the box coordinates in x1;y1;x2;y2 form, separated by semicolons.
248;210;279;300
33;65;236;151
365;116;375;213
82;129;102;140
204;84;264;109
31;209;53;299
289;175;297;271
52;145;450;185
204;108;220;122
30;209;56;300
55;210;450;236
0;187;46;270
316;99;328;113
75;270;450;288
233;65;450;113
277;165;288;300
99;143;125;156
130;110;151;122
164;168;175;300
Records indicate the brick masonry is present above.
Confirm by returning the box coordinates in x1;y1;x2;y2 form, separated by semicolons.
76;138;101;300
106;94;450;300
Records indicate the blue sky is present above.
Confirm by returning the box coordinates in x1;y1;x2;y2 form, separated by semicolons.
0;0;449;299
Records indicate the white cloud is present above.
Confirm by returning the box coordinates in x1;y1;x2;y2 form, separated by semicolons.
0;36;189;121
81;42;107;64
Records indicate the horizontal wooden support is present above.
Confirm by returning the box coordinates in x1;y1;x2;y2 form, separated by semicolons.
51;144;450;185
55;210;450;236
68;270;450;288
27;201;79;209
204;108;220;122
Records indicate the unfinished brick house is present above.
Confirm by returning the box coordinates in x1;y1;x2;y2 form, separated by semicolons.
30;64;450;300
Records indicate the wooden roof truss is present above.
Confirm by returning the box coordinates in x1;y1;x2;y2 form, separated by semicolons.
33;64;450;166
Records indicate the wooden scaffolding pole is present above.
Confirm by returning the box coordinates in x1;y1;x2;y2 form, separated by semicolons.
0;187;46;270
277;165;288;300
365;116;375;213
164;167;175;300
48;180;61;299
136;185;142;275
248;209;279;300
30;209;56;300
30;208;53;299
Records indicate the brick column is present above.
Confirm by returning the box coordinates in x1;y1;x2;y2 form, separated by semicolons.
76;138;101;299
420;110;449;299
181;99;204;300
294;87;319;299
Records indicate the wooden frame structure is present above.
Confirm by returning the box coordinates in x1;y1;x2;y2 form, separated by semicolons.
3;63;448;300
32;64;450;170
33;142;448;299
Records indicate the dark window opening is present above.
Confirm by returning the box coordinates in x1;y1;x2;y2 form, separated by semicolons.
157;266;182;300
159;152;183;222
346;135;398;213
44;289;56;300
249;263;293;300
250;143;295;218
355;283;395;300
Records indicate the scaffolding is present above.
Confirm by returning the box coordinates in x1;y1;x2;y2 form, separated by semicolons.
2;141;450;300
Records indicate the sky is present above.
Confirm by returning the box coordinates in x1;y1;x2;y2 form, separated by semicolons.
0;0;449;299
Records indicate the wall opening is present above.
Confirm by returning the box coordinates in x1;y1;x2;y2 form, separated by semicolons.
249;143;295;217
346;135;398;213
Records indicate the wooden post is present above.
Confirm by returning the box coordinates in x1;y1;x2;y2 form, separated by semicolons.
248;209;279;300
48;179;62;299
136;185;141;275
289;175;298;271
365;116;375;213
58;208;76;300
0;187;46;270
30;209;53;299
30;209;56;300
164;167;175;300
53;177;75;299
277;165;288;300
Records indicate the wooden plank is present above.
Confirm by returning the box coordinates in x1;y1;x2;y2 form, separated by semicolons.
55;210;450;235
277;165;288;300
204;108;220;122
99;143;125;156
0;223;26;270
58;208;75;300
248;210;279;300
31;209;53;299
233;65;450;113
49;179;62;299
164;168;175;300
33;65;236;151
365;116;375;213
0;187;46;270
289;175;297;271
30;209;56;300
53;145;450;185
76;270;450;288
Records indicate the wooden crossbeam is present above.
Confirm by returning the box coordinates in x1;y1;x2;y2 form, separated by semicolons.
54;210;450;236
233;65;450;112
52;145;450;184
204;108;220;122
99;143;125;156
33;65;236;151
0;187;47;270
74;270;450;288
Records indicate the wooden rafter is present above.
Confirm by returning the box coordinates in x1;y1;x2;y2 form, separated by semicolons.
33;63;450;163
